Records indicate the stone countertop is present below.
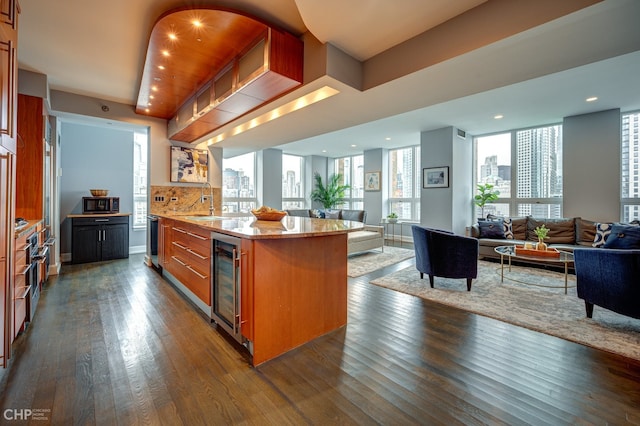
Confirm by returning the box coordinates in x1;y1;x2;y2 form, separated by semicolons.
158;213;364;240
15;218;43;239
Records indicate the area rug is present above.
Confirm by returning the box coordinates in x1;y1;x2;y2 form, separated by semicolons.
347;246;415;277
370;260;640;361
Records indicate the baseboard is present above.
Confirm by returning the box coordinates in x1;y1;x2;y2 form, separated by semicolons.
129;245;146;254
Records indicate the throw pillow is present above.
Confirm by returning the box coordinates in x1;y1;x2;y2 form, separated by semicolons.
603;224;640;249
503;217;514;239
478;219;505;239
592;222;613;247
485;214;513;239
311;209;324;218
324;210;340;219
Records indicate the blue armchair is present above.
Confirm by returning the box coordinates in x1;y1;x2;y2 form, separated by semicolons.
411;226;479;291
574;248;640;319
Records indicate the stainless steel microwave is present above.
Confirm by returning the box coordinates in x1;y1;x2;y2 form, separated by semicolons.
82;197;120;214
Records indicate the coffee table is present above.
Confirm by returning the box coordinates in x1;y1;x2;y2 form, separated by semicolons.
494;245;575;294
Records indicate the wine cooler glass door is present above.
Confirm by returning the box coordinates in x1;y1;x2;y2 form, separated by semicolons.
211;234;241;342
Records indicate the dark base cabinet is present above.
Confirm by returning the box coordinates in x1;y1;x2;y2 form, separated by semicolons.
71;216;129;264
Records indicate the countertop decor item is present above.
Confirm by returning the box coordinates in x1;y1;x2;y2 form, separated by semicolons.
251;206;287;221
90;189;109;196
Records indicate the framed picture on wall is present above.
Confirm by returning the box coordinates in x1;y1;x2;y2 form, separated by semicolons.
170;146;209;183
423;166;449;188
365;171;381;191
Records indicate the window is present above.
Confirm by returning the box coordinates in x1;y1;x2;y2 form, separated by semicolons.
282;154;305;209
474;124;563;220
622;111;640;222
515;125;563;217
222;152;257;214
132;131;147;229
475;133;511;218
334;155;364;209
388;146;420;221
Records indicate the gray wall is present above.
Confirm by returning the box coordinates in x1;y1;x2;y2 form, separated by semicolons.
563;109;621;222
419;127;473;234
258;148;283;208
363;148;385;224
59;122;143;257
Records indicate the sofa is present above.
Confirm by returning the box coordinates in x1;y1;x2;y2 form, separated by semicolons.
574;248;640;319
471;216;604;261
285;209;385;255
412;225;479;291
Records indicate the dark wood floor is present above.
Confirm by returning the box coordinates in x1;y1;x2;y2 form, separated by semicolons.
1;252;640;425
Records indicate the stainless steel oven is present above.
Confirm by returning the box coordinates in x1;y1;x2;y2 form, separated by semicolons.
25;232;40;322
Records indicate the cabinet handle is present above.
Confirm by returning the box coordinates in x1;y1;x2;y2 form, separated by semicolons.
94;219;110;222
15;285;31;300
172;241;187;250
187;231;208;241
187;248;208;260
171;256;187;266
173;227;188;234
102;230;106;241
98;229;102;242
17;264;31;276
186;265;208;280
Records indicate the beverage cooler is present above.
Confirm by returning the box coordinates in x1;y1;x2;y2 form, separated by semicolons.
210;232;244;347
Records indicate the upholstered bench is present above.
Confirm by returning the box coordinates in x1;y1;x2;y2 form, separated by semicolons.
285;209;384;254
347;226;384;255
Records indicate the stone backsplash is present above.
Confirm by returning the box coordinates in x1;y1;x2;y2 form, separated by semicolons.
150;185;221;216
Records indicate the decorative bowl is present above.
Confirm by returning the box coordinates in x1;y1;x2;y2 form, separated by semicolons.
90;189;109;196
251;208;287;221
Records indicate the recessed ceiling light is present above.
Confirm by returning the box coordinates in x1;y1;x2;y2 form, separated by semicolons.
168;33;177;40
586;96;598;102
158;65;165;70
385;137;391;141
494;114;504;120
351;144;356;148
149;95;154;99
322;150;327;153
192;20;202;27
152;86;158;92
161;50;170;57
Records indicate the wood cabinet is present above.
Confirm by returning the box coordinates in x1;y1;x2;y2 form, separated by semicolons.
168;28;303;143
12;228;30;340
0;0;17;368
16;94;45;220
71;216;129;264
0;0;17;154
0;145;14;366
162;220;212;305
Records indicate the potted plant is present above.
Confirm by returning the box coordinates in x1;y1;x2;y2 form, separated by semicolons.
474;183;500;219
533;224;550;250
310;172;350;209
387;212;398;223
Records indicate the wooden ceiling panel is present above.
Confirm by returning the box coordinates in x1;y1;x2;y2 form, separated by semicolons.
136;7;268;119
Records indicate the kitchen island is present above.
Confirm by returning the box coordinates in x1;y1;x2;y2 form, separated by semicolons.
155;214;363;366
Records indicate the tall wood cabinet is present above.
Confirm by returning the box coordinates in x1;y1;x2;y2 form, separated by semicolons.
0;0;17;368
16;94;45;219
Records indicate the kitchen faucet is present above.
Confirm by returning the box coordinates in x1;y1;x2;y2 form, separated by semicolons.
201;181;215;216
